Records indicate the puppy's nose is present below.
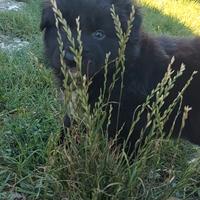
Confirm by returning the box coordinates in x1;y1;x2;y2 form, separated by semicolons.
65;52;75;62
65;51;77;73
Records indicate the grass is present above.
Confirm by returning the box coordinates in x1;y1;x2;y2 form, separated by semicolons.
140;0;200;35
0;0;200;199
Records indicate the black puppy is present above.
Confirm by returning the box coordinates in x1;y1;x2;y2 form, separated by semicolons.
40;0;200;151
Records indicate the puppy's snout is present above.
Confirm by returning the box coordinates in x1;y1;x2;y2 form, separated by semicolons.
65;51;77;73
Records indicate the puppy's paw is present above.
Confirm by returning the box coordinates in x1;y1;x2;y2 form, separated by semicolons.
59;114;71;145
63;113;71;128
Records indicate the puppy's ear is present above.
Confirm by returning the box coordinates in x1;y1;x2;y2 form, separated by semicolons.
128;7;142;59
131;6;142;37
111;0;142;41
40;4;55;31
111;0;132;11
111;0;142;29
112;0;142;58
40;10;47;31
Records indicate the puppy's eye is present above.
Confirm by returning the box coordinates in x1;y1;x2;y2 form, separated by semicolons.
92;30;106;40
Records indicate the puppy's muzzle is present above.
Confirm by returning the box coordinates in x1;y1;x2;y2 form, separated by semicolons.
65;51;77;73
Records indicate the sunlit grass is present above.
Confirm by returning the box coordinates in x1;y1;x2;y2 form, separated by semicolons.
141;0;200;35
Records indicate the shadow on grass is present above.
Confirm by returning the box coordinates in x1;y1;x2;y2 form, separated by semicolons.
141;6;195;36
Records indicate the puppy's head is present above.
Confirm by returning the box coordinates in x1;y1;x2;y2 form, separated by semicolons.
40;0;142;79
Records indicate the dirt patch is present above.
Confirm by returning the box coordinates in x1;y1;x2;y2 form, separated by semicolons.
0;0;25;11
0;34;29;52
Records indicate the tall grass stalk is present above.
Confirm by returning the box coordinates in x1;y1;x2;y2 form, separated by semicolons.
47;1;199;199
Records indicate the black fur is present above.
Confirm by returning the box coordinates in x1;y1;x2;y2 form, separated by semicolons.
41;0;200;151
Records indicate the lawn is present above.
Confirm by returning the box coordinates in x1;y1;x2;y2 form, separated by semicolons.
0;0;199;199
